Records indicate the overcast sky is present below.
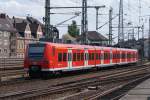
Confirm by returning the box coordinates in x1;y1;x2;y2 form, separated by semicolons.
0;0;150;42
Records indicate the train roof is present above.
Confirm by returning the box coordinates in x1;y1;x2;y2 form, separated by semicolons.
31;42;138;52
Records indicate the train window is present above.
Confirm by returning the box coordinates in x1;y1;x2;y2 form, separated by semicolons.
58;53;62;62
113;53;116;59
127;53;131;58
104;52;110;60
122;53;125;59
81;53;84;60
85;53;88;60
110;52;112;60
89;53;91;60
68;53;72;61
73;53;76;61
52;47;55;56
99;53;101;60
96;53;99;60
63;53;67;61
77;53;80;61
101;53;103;60
92;53;94;60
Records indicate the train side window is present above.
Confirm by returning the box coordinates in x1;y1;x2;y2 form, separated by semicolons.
77;53;80;61
68;53;72;61
58;53;62;62
104;53;107;60
110;52;112;60
85;53;88;60
73;53;76;61
99;53;101;60
63;53;67;61
92;53;94;60
96;53;99;60
89;53;91;60
81;53;84;60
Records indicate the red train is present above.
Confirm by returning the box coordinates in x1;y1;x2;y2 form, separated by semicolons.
24;42;138;78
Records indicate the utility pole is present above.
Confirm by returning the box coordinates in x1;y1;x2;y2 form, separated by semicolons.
45;0;52;40
148;18;150;60
132;28;135;40
109;7;113;46
141;24;144;63
137;26;140;40
96;7;100;31
139;0;142;24
118;0;124;47
81;0;88;44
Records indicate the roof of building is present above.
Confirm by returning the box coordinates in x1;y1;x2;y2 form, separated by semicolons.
15;22;28;33
0;14;16;32
62;34;76;41
29;24;39;34
11;16;42;25
77;31;108;41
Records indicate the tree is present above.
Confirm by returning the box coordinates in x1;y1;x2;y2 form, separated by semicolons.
68;20;80;38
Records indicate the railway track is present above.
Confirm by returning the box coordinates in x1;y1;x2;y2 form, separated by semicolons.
0;63;150;100
0;63;147;86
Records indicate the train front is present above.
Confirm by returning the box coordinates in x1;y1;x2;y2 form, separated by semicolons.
24;43;50;78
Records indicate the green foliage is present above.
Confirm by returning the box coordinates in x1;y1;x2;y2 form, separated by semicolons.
68;20;80;37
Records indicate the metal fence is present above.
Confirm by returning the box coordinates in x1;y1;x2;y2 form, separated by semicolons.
0;58;25;82
0;58;24;70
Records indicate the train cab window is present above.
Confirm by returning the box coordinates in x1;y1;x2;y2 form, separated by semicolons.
73;53;76;61
63;53;67;61
77;53;80;61
58;53;62;62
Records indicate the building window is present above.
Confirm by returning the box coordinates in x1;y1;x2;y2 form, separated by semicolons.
4;31;9;37
4;40;8;45
4;49;7;53
0;31;3;37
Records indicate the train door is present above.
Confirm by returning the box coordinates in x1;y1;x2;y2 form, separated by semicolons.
110;48;113;64
84;49;88;67
101;48;104;65
68;49;72;69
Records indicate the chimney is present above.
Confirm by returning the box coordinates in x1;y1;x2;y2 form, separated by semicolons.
0;13;6;19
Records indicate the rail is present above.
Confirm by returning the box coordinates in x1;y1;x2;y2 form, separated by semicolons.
0;63;150;100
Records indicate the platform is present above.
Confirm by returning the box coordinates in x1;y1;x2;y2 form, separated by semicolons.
120;78;150;100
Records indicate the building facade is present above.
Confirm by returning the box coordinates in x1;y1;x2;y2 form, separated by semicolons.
0;14;17;58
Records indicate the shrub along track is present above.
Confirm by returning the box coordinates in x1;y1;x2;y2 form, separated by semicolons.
0;63;150;100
